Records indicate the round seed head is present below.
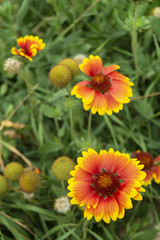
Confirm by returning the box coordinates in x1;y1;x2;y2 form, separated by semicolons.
19;170;40;193
4;162;24;181
49;64;72;87
54;196;71;213
59;58;79;77
151;7;160;18
73;54;86;65
52;156;75;180
3;58;21;75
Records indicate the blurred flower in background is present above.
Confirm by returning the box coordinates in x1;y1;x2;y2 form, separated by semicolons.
132;150;160;186
11;35;45;62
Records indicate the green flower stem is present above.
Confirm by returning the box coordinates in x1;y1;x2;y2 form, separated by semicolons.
131;3;142;77
82;219;88;240
20;66;36;111
54;118;60;137
69;107;75;139
0;133;5;173
88;111;92;140
61;180;65;190
147;185;159;225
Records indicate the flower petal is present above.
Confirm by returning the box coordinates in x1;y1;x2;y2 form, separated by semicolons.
102;65;120;75
77;87;95;104
79;55;103;77
90;91;107;115
104;92;123;115
104;196;119;221
115;190;133;209
152;166;160;184
109;80;132;103
71;81;90;95
109;71;130;82
84;206;94;220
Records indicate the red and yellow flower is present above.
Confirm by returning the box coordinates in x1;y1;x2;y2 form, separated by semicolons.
11;35;45;62
71;55;134;116
67;148;146;223
132;150;160;186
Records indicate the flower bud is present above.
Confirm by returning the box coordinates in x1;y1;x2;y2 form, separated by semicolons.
4;162;24;181
52;156;75;180
59;58;79;77
49;65;72;87
19;170;40;193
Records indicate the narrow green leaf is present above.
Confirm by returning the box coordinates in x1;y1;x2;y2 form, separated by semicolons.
85;228;104;240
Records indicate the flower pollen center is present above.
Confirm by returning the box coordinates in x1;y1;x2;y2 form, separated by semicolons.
89;74;111;93
93;172;120;197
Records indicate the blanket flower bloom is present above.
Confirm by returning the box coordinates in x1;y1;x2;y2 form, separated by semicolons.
67;148;146;223
11;35;45;62
71;55;134;115
132;150;160;186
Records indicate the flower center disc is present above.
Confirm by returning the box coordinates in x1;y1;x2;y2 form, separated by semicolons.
89;74;111;93
93;172;120;197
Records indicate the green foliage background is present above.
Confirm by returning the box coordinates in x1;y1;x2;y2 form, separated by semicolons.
0;0;160;239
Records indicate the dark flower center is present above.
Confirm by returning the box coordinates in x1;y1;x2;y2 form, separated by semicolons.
89;74;111;93
93;171;120;197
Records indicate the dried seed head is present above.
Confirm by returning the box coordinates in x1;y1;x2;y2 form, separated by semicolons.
23;192;34;199
0;175;8;196
52;156;75;180
19;170;40;193
54;196;71;213
3;58;21;75
4;162;24;181
151;7;160;18
73;54;86;65
49;64;72;87
59;58;79;77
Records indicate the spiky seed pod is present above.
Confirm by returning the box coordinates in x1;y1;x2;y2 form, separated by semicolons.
3;58;21;75
49;64;72;87
59;58;79;77
4;162;24;181
52;156;75;180
54;196;71;213
19;170;40;193
0;175;8;196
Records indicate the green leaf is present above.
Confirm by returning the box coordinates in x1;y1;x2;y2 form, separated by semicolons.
0;83;8;96
132;230;157;240
41;104;54;118
39;141;63;153
16;0;30;25
85;229;104;240
41;224;77;240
